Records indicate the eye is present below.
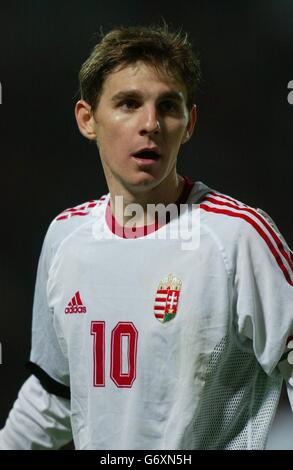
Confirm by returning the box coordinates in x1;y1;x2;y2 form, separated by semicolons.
159;100;180;114
119;99;140;110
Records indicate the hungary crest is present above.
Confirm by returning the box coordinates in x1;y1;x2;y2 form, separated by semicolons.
154;274;182;323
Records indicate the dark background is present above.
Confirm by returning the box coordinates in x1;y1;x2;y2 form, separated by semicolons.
0;0;292;448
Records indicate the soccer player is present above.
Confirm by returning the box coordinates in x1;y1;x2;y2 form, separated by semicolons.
0;24;292;450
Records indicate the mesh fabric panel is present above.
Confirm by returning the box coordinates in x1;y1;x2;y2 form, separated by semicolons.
191;336;282;449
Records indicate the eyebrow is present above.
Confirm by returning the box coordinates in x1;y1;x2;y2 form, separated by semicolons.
111;89;184;103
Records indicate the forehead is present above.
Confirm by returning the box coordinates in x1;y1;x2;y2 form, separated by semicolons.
101;61;187;100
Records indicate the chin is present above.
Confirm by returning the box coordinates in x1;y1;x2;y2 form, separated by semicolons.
126;173;160;191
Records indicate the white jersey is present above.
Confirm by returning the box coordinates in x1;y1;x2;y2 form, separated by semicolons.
29;179;293;450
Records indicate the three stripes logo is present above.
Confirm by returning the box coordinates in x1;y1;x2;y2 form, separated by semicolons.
65;291;87;314
200;192;293;286
56;196;107;221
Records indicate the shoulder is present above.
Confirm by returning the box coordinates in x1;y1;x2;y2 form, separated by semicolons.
198;187;292;283
199;187;274;242
43;194;109;260
53;195;108;223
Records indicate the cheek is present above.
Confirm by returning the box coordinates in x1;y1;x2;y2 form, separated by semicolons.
98;115;133;147
167;121;187;147
96;118;134;163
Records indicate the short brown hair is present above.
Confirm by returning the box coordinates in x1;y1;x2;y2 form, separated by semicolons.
78;23;201;112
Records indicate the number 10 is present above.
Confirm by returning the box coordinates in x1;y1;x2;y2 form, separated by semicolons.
91;321;138;388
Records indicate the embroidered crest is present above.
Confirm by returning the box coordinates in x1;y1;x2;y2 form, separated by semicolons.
154;274;182;323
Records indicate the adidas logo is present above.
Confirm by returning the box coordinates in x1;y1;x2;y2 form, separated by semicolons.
65;291;87;314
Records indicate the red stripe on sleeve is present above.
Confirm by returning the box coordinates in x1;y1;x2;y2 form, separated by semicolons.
209;191;242;206
204;196;293;272
200;204;293;286
71;211;89;217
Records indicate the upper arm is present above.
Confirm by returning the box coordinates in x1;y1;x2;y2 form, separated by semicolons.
234;209;293;379
30;223;70;388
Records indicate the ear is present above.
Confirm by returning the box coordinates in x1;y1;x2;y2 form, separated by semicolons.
181;104;197;144
75;100;97;141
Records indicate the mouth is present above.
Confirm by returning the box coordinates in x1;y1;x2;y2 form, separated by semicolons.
131;148;161;165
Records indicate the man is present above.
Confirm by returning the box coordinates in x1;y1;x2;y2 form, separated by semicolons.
0;24;292;450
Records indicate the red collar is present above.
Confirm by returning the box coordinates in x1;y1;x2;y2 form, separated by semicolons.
105;176;194;239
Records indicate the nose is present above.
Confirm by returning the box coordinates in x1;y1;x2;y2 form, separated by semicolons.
139;105;160;136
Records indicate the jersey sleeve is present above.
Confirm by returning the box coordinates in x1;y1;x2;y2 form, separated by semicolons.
29;223;70;388
233;210;293;402
0;375;72;450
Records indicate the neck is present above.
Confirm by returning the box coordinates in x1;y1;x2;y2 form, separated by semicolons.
108;172;185;227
